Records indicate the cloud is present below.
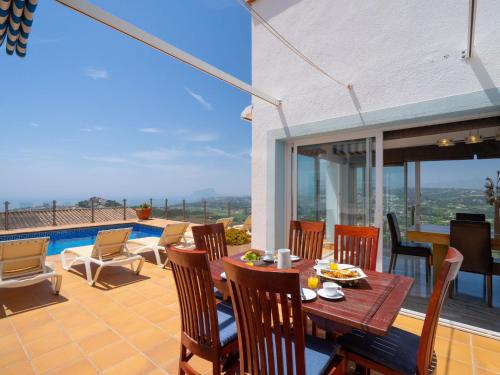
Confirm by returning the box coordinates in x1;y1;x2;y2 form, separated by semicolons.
85;67;109;80
185;87;213;111
79;126;105;132
139;128;162;133
30;122;41;128
177;129;218;142
84;156;127;163
131;148;180;161
205;147;248;160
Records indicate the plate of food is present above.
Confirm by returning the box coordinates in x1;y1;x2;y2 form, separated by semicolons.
317;267;367;284
240;250;263;262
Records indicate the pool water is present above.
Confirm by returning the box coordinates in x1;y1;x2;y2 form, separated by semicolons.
0;223;162;256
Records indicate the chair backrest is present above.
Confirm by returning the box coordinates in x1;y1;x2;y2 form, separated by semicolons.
216;217;233;230
450;220;492;275
91;228;132;260
192;223;228;261
167;247;220;358
242;215;252;232
455;212;486;222
417;247;463;374
386;212;402;249
158;222;190;247
0;237;49;280
223;258;306;374
288;220;325;260
334;225;380;270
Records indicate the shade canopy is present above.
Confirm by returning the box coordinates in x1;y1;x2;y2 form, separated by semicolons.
0;0;38;57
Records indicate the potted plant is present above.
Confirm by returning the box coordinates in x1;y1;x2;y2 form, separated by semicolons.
135;202;152;220
485;170;500;238
225;228;251;256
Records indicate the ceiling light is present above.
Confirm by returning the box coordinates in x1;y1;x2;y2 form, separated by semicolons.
465;133;483;144
436;138;455;147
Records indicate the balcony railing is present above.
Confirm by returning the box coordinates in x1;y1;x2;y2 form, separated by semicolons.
1;198;251;231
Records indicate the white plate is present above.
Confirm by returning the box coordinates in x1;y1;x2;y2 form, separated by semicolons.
317;288;344;300
287;288;317;302
290;255;300;262
220;272;226;280
315;265;367;282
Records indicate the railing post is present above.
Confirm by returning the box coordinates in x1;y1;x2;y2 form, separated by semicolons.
227;201;231;217
164;198;168;219
182;199;186;222
4;201;9;230
123;199;127;220
52;200;57;226
91;198;95;223
203;200;207;223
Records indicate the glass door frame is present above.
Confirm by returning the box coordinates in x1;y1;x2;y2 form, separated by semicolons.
285;129;384;270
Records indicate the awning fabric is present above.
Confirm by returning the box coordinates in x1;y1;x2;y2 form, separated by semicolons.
0;0;38;57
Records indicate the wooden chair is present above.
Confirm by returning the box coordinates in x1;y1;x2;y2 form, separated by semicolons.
289;220;326;260
223;257;340;375
338;247;463;375
167;247;238;375
333;225;380;271
387;212;432;284
192;223;228;261
455;212;485;221
450;220;493;306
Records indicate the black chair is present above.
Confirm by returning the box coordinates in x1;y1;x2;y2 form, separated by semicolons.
387;212;432;284
450;220;493;307
455;212;486;221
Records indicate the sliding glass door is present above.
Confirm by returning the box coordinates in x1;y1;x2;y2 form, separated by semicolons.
293;138;376;245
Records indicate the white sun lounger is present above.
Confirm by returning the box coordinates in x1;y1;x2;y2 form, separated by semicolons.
0;237;62;294
60;228;144;286
127;222;191;267
232;215;251;233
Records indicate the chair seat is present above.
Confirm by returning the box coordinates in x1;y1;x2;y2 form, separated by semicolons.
216;301;238;347
338;327;419;375
395;241;432;257
304;334;338;375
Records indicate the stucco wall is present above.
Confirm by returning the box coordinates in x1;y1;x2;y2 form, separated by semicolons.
250;0;500;250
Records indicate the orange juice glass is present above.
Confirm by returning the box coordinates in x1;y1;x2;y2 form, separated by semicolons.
307;271;319;290
329;259;338;270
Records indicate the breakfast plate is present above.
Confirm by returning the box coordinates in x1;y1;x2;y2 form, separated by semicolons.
240;250;263;262
287;288;317;302
315;265;367;283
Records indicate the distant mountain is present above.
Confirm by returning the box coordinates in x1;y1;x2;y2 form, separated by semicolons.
188;188;220;202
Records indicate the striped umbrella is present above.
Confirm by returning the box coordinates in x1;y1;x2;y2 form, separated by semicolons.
0;0;38;57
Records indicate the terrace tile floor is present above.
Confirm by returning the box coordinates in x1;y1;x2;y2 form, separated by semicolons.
0;252;498;374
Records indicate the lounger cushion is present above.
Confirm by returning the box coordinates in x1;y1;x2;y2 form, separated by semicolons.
63;245;94;258
338;327;419;375
216;301;238;347
127;237;161;248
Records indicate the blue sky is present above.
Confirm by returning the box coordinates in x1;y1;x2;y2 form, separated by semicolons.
1;0;252;202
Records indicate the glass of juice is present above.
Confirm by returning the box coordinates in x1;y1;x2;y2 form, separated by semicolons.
307;270;319;290
329;259;339;270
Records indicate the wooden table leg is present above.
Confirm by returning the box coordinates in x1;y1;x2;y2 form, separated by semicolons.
432;244;448;284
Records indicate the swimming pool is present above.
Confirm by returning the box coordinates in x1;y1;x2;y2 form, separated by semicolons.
0;223;162;256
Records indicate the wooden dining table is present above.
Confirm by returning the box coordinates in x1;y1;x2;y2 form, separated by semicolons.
210;252;414;336
407;224;500;283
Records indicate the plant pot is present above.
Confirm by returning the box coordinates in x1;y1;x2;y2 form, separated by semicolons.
227;243;251;256
135;207;152;220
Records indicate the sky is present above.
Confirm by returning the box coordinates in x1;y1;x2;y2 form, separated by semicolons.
0;0;252;203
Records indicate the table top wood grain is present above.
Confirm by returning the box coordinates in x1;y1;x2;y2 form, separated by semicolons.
210;252;414;336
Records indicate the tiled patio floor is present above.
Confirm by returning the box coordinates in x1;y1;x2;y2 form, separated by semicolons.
0;252;498;375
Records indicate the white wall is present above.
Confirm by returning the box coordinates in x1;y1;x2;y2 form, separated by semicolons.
250;0;500;250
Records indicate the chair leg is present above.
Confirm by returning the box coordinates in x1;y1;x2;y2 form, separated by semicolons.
52;274;62;295
483;275;486;297
388;254;395;273
392;254;398;273
487;274;492;307
425;257;429;285
135;257;145;275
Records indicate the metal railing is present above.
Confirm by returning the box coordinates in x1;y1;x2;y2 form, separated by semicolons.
1;197;251;231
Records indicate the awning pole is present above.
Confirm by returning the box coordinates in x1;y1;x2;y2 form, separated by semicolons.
54;0;280;106
466;0;477;58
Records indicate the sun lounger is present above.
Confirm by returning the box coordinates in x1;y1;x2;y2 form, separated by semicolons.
127;222;191;267
60;228;143;286
0;237;62;294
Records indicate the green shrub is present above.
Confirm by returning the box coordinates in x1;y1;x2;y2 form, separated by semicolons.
226;228;251;246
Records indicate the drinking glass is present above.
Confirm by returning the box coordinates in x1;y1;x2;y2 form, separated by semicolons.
307;270;319;290
329;258;339;270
